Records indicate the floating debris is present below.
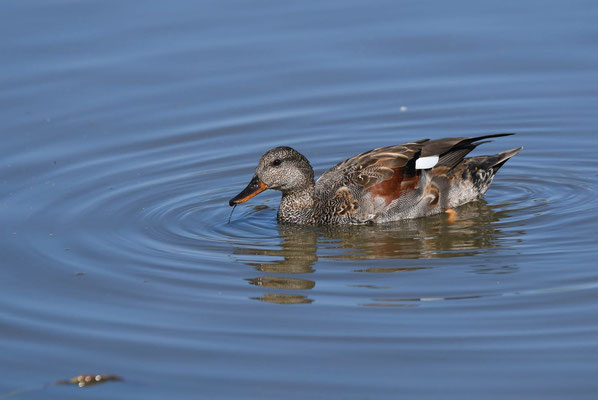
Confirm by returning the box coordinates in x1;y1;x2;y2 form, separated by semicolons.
227;204;237;224
56;374;122;388
0;374;123;398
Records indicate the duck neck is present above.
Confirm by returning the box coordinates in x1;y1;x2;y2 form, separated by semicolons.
278;184;317;224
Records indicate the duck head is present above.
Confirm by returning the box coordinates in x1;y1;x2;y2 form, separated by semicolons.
229;146;314;206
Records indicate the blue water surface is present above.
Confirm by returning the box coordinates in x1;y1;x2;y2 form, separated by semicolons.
1;1;598;399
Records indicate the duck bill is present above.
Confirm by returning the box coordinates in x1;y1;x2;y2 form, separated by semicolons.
229;176;268;206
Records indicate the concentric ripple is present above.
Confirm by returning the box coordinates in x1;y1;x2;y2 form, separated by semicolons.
4;119;596;310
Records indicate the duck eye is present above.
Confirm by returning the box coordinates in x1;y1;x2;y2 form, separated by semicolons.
271;159;282;167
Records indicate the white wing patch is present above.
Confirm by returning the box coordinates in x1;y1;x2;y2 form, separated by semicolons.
415;155;439;170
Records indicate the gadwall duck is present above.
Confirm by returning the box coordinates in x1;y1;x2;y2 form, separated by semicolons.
229;133;522;224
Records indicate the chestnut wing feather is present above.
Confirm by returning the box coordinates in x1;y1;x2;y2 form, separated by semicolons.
316;140;428;204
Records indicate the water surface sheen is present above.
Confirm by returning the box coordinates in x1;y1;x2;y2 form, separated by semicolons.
1;1;598;399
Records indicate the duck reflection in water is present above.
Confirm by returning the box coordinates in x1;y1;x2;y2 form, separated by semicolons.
234;199;520;304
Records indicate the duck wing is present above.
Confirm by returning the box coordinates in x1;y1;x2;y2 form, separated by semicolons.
315;133;516;207
315;139;429;204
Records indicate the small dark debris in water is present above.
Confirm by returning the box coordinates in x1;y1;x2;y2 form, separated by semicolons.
75;272;85;276
227;204;237;224
56;374;122;387
0;374;122;398
252;205;268;211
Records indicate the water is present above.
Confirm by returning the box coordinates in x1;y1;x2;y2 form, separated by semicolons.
1;1;598;398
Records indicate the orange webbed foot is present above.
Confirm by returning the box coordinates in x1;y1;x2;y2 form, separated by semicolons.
445;208;457;223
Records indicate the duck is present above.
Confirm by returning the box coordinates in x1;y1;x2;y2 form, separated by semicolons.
229;133;522;225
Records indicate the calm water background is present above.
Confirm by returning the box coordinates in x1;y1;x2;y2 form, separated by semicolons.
1;1;598;399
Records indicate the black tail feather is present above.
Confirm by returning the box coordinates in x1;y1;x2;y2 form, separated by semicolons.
470;146;523;172
433;133;517;170
467;133;516;143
